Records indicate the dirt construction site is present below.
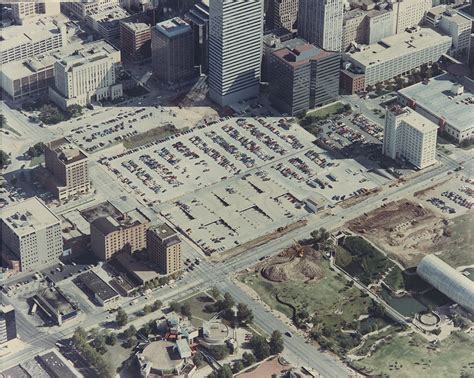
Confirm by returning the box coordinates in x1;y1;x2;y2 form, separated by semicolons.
346;200;450;268
259;244;324;283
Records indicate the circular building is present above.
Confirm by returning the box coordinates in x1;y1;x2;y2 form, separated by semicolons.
138;340;185;377
417;254;474;314
200;320;231;346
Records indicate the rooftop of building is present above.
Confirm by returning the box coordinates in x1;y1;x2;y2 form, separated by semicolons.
389;106;439;133
77;271;119;302
398;73;474;132
120;19;150;32
0;304;14;314
187;0;209;23
87;5;130;23
345;27;451;67
440;9;471;25
426;5;447;18
150;223;177;241
37;350;80;378
343;8;366;21
139;340;183;370
54;39;119;70
155;17;191;38
115;252;159;284
0;18;64;50
273;43;337;68
1;54;57;80
35;287;75;315
47;138;87;165
1;197;60;237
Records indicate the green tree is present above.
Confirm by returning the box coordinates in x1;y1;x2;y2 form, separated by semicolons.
66;104;83;118
152;300;162;311
180;303;192;318
0;150;11;169
143;304;152;315
123;335;137;348
169;301;181;313
208;345;229;360
116;308;128;327
39;104;67;124
269;330;284;354
159;276;169;286
72;327;88;347
0;114;6;128
242;351;256;367
193;351;205;367
249;335;270;361
216;364;233;378
123;324;137;338
236;303;253;325
232;360;245;373
106;333;117;346
210;286;221;300
27;142;45;157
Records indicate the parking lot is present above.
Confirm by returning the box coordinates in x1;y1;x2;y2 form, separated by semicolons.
98;117;382;254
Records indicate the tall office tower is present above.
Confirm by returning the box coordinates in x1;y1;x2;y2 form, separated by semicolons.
383;106;437;170
120;20;152;62
10;1;60;24
44;138;91;201
152;17;195;84
438;10;471;62
148;224;182;275
267;0;299;31
297;0;343;51
208;0;264;107
0;197;63;271
187;0;210;74
0;305;16;344
392;0;431;34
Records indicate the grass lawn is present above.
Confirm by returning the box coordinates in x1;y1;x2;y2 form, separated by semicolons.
123;125;186;149
104;343;134;373
353;326;397;357
178;292;216;327
354;331;474;377
434;214;474;268
383;266;405;292
29;154;44;167
305;102;345;119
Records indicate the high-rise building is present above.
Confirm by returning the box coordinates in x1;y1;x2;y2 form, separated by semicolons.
297;0;343;51
0;305;17;344
44;138;91;201
151;17;195;84
392;0;431;34
0;19;67;65
267;0;299;31
438;10;471;62
208;0;264;106
49;40;123;110
187;0;210;74
90;208;150;261
120;20;152;62
383;106;437;169
148;224;182;275
0;197;63;271
269;43;340;116
342;9;366;50
10;1;60;24
86;5;131;43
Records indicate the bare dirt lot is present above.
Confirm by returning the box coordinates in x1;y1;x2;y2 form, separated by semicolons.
346;200;450;268
260;244;324;283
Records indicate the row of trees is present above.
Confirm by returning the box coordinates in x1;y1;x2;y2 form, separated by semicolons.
38;104;83;125
206;289;254;326
0;150;10;169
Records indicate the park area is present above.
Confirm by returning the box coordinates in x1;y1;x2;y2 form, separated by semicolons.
352;331;474;377
238;243;394;355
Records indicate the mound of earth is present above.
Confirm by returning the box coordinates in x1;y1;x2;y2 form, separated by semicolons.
262;264;289;282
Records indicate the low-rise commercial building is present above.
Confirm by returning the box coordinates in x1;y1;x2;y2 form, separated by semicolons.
343;27;451;87
148;224;182;275
151;17;195;84
0;305;16;344
61;0;119;20
0;55;56;100
10;1;60;25
383;106;437;169
89;206;150;261
340;69;366;94
0;19;67;65
76;271;120;307
120;20;151;62
0;197;63;272
44;138;90;201
398;74;474;143
49;40;123;110
33;287;78;326
269;43;340;116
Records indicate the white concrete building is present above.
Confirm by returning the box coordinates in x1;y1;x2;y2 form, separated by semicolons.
0;19;67;65
298;0;344;51
383;106;437;169
268;0;299;31
438;10;471;62
344;27;451;86
392;0;431;34
208;0;263;106
10;1;60;24
0;197;63;272
61;0;120;20
49;40;123;110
